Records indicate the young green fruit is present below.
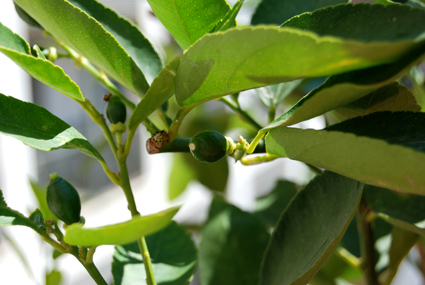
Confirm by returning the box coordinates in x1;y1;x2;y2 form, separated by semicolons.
189;130;232;163
46;173;81;225
106;96;126;124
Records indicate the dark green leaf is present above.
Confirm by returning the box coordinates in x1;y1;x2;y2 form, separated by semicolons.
175;19;425;107
64;206;180;246
0;93;104;162
252;0;347;25
260;171;363;285
0;190;46;235
282;3;425;42
0;21;84;101
168;153;196;200
68;0;163;84
211;0;241;32
365;185;425;235
112;221;197;285
14;0;149;95
199;197;270;285
146;0;232;50
266;111;425;194
254;180;297;227
14;2;43;29
129;57;181;131
263;34;425;130
331;83;420;122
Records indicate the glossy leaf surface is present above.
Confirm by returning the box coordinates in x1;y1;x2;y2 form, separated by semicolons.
282;3;425;42
260;171;363;285
199;197;270;285
14;0;149;95
112;221;197;285
0;94;103;161
365;185;425;235
68;0;163;84
129;57;181;131
252;0;347;25
266;111;425;194
263;24;425;130
0;21;84;101
176;19;425;107
332;83;420;122
64;206;180;246
146;0;231;50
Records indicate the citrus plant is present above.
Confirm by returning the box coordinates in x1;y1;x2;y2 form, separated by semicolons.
1;0;425;284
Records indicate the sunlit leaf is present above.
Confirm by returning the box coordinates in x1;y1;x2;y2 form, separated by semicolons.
0;94;104;161
0;21;84;101
266;111;425;194
64;206;180;246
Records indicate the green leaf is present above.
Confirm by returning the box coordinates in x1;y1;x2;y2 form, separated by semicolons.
64;206;180;246
175;21;425;107
199;197;270;285
46;269;62;285
146;0;232;50
168;153;196;200
254;180;297;227
251;0;348;25
68;0;163;84
29;180;57;221
0;21;84;101
260;171;363;285
0;191;46;235
331;83;420;122
211;0;241;32
0;93;104;162
14;2;43;29
263;20;425;130
282;3;425;42
129;57;181;131
112;221;197;285
14;0;149;96
266;111;425;194
365;185;425;236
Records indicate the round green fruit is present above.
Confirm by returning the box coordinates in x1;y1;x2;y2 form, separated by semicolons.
189;130;229;163
46;173;81;225
106;96;126;124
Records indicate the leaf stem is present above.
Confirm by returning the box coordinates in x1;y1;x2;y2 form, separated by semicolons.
246;130;266;154
167;106;193;143
240;153;278;165
219;97;262;130
78;100;120;185
117;155;157;285
357;195;380;285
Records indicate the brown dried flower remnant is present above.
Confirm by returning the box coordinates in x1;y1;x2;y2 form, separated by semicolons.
146;130;169;154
